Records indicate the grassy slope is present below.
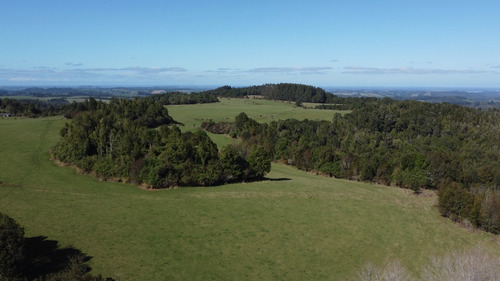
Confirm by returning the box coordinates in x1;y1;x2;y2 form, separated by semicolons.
0;101;498;280
167;98;343;127
168;97;343;148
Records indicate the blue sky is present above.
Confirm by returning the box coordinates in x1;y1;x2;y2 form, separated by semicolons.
1;0;500;87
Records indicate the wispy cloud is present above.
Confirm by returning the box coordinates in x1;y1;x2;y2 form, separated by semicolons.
215;68;234;72
65;62;84;67
204;68;241;74
247;67;332;74
120;67;187;74
203;66;332;75
343;66;494;75
68;67;187;74
0;66;188;85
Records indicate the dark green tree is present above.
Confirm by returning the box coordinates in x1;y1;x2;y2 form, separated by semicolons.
0;212;24;280
220;145;246;182
247;146;272;179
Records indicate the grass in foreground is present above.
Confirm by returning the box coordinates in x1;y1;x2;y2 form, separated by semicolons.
0;116;498;280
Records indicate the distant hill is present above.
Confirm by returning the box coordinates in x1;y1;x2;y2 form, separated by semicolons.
2;84;499;108
324;87;500;109
202;84;500;109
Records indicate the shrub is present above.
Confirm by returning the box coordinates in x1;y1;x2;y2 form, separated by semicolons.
0;212;24;279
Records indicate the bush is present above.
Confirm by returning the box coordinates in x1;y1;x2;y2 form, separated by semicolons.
0;212;24;279
247;145;272;179
438;183;473;221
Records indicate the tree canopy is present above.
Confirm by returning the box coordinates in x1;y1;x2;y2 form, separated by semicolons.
202;83;328;103
52;98;270;188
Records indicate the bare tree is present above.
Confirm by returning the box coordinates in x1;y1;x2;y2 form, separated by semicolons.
357;260;413;281
355;246;500;281
423;246;500;281
382;261;414;281
357;262;382;281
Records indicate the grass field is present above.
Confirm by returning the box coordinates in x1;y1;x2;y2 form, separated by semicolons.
167;98;343;126
168;97;344;147
0;100;499;280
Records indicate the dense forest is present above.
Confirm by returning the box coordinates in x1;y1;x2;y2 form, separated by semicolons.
51;97;270;188
203;99;500;233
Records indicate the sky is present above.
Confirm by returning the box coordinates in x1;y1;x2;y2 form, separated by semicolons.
1;0;500;88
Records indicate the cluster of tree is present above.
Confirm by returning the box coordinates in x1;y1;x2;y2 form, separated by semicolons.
52;97;270;188
204;100;500;233
314;96;380;110
202;83;329;103
1;91;218;119
0;98;70;117
202;85;263;98
144;91;218;105
0;212;112;281
202;84;384;110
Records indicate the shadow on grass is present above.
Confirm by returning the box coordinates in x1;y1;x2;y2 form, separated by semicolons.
265;177;291;182
23;236;92;279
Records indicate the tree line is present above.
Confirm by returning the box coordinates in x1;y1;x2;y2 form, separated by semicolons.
203;100;500;233
0;98;70;118
201;83;379;106
202;83;328;103
0;91;218;118
52;97;270;188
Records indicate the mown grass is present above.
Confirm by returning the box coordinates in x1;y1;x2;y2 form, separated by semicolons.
0;102;499;280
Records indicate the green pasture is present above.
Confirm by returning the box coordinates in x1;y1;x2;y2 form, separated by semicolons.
168;98;344;147
0;105;498;280
168;98;344;129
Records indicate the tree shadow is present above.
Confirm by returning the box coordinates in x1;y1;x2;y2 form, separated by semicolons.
23;236;92;279
265;177;291;182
